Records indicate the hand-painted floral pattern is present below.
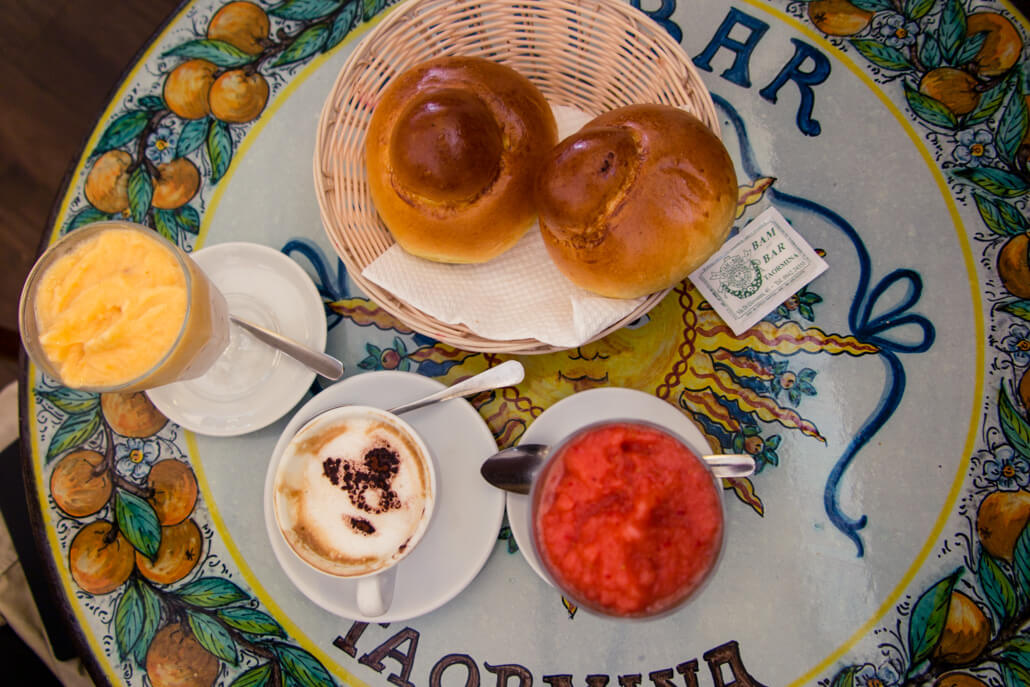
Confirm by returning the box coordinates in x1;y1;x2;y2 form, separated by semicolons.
114;438;159;482
953;129;998;167
1000;323;1030;365
982;446;1030;491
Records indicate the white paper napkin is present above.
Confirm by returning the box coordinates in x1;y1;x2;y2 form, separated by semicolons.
362;105;646;348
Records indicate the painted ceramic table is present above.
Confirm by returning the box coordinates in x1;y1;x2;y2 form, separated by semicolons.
19;1;1030;686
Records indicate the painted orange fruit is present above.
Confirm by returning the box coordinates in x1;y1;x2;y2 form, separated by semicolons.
966;12;1022;77
50;450;112;518
976;489;1030;561
164;59;219;121
743;436;764;455
1024;96;1030;147
207;1;269;55
997;233;1030;300
152;158;200;210
68;520;135;595
147;460;199;526
136;518;203;585
807;0;873;36
919;68;981;116
936;673;989;687
208;69;268;123
934;592;991;664
1020;368;1030;415
84;150;132;214
101;392;167;438
146;623;220;687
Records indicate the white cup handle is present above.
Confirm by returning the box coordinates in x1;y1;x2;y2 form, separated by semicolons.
356;567;396;617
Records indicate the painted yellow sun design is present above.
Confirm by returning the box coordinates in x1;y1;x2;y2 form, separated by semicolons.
329;177;879;513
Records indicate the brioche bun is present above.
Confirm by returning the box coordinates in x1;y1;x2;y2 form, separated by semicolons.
365;56;557;263
536;104;737;299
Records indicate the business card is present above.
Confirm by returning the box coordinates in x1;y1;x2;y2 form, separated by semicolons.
689;207;828;335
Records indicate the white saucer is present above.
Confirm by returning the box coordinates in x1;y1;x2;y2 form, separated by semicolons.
263;370;505;622
147;242;325;437
508;387;710;583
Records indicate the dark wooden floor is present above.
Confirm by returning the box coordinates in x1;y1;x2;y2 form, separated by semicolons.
1;0;183;390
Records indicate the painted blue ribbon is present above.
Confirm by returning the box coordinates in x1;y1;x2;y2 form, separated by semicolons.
715;94;935;556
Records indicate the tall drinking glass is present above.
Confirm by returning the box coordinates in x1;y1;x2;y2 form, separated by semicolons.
19;221;230;392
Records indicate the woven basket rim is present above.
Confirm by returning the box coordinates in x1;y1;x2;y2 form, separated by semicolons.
313;0;719;354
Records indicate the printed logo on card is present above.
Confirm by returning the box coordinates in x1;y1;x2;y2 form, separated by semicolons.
690;208;828;335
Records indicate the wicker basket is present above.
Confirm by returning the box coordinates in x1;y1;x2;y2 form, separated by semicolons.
314;0;719;354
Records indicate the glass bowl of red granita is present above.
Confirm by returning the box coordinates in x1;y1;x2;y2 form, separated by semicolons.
529;419;725;619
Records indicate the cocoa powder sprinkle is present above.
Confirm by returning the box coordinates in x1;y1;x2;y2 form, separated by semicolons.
321;444;403;514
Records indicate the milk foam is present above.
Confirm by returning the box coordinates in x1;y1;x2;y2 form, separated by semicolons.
275;410;432;576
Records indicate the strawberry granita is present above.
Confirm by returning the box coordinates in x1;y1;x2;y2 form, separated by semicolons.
532;421;723;617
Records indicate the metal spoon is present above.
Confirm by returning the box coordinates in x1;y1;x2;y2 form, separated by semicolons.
230;315;344;380
388;360;524;414
480;444;756;495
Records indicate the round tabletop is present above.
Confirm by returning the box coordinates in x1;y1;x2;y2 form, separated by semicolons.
19;1;1030;686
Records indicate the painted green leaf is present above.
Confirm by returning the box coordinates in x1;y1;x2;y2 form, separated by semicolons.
953;167;1030;198
268;0;343;21
363;0;386;21
997;89;1029;162
1000;385;1030;458
270;25;329;67
115;490;161;559
176;577;249;608
850;40;913;72
46;409;102;463
1000;300;1030;324
187;610;239;664
954;31;988;66
65;206;111;233
939;0;967;61
177;117;210;157
177;205;201;235
907;569;961;665
974;193;1028;236
138;95;167;111
230;663;273;687
1014;519;1030;599
903;82;958;128
829;665;862;687
1002;659;1030;687
1000;638;1030;670
206;119;233;184
216;607;285;637
905;0;935;20
153;208;180;245
998;197;1030;232
163;39;254;68
325;1;360;52
275;643;335;687
114;582;145;659
128;166;153;224
850;0;891;11
95;110;151;153
966;74;1013;126
978;550;1017;623
132;580;163;666
38;388;99;415
919;35;943;71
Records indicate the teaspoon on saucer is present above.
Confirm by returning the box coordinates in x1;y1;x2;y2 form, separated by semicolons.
388;360;524;414
231;315;344;380
480;444;755;495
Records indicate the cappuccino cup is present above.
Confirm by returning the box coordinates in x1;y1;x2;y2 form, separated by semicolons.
273;405;436;616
